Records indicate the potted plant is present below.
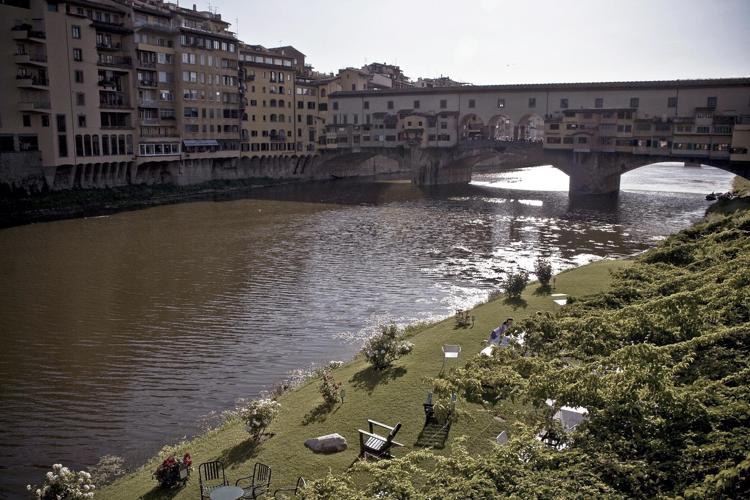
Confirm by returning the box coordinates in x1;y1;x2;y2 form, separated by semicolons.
153;453;192;489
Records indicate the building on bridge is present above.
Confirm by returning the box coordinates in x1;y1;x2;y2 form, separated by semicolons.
327;78;750;163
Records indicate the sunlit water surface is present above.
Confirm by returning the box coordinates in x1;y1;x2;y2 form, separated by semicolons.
0;163;733;496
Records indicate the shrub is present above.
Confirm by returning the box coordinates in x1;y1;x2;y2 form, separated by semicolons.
505;270;529;298
28;464;96;499
361;324;414;370
238;399;281;441
534;259;553;287
319;369;342;407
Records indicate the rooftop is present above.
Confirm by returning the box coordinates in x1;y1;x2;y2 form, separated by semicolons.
331;77;750;98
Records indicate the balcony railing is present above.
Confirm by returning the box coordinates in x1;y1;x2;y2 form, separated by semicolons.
97;56;132;68
137;80;157;88
19;101;51;111
96;42;123;50
16;75;49;87
14;52;48;65
100;100;131;109
138;99;159;107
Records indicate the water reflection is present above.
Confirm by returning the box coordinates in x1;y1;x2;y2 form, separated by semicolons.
0;164;734;497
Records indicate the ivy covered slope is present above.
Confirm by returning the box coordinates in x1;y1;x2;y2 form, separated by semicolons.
311;209;750;499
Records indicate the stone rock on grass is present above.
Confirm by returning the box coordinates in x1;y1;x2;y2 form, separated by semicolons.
304;433;347;454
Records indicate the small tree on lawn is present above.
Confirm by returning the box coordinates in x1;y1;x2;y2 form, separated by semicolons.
534;259;553;288
361;323;414;370
238;399;281;442
319;369;342;407
505;270;529;299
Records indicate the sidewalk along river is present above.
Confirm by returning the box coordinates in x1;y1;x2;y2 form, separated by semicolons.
0;162;734;496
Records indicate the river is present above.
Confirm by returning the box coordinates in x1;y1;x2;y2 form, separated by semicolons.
0;163;734;496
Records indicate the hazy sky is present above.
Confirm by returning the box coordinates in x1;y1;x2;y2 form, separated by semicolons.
213;0;750;85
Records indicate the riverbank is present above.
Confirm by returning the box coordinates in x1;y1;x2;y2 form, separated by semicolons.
0;177;293;229
100;257;632;498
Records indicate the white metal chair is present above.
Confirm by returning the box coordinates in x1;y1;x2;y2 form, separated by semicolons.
441;344;461;372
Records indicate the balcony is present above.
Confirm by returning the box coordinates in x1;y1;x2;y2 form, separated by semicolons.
14;52;47;66
100;100;132;110
96;42;123;51
137;60;156;69
137;80;158;88
138;99;159;108
11;25;46;43
16;75;49;89
18;101;51;113
97;56;132;68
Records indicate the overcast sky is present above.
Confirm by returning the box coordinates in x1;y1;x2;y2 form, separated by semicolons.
214;0;750;85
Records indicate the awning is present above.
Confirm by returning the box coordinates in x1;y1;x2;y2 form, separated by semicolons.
183;139;219;147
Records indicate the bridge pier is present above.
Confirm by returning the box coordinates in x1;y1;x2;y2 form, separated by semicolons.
565;151;623;195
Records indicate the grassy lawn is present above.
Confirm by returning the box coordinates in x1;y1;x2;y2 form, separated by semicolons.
102;258;632;499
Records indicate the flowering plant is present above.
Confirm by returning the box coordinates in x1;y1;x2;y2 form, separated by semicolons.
319;369;342;407
238;398;281;441
27;464;95;499
361;323;414;370
153;453;192;489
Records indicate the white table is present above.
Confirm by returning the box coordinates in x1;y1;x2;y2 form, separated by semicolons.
210;485;245;500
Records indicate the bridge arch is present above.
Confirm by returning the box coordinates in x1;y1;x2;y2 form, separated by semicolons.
488;114;514;141
460;114;486;140
516;113;545;141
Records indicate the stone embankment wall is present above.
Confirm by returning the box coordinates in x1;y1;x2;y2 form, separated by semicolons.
0;152;46;194
0;152;405;194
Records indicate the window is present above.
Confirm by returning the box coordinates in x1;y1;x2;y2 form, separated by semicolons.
441;122;447;130
547;137;561;144
74;70;84;83
595;98;603;108
42;115;49;127
497;98;505;108
332;102;339;110
414;100;420;109
387;101;394;110
560;98;568;109
528;97;536;108
56;114;66;132
72;25;81;39
468;99;475;108
697;126;710;133
549;123;560;130
75;135;84;156
667;97;677;108
78;114;86;127
440;99;447;109
707;96;717;108
22;114;31;127
73;48;82;61
630;97;639;108
58;135;67;157
364;101;369;110
76;93;85;106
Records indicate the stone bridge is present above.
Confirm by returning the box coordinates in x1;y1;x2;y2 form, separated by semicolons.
316;141;750;195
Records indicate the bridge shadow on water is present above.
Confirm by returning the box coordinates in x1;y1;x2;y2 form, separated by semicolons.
219;177;504;207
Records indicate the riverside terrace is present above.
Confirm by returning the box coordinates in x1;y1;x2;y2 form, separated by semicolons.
323;78;750;194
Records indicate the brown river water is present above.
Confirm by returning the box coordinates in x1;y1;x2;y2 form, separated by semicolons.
0;164;734;496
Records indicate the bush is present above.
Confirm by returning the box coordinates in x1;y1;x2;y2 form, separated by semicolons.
534;259;553;287
319;369;342;407
505;270;529;298
361;324;414;370
238;399;281;441
28;464;96;499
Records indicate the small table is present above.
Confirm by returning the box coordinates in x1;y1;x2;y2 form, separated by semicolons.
210;485;245;500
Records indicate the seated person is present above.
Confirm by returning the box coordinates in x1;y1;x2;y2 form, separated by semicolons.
487;318;513;345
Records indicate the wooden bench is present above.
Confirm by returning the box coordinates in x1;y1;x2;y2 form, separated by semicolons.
357;420;403;460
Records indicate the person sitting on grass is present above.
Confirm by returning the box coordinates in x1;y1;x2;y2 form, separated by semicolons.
487;318;513;346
